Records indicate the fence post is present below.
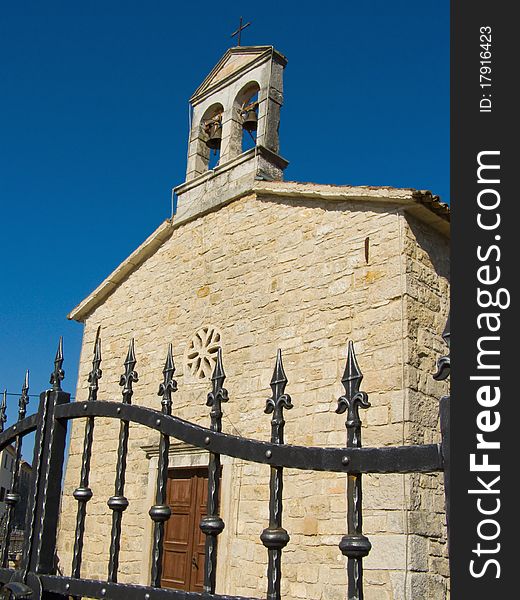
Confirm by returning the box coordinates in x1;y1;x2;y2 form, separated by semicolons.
71;329;102;579
149;343;176;588
200;347;227;594
336;341;371;600
21;339;70;577
261;350;292;600
1;371;30;567
107;339;138;583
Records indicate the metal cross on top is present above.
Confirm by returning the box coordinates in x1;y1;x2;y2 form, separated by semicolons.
231;16;251;46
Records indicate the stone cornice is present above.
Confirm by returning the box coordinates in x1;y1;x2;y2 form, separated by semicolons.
141;441;208;460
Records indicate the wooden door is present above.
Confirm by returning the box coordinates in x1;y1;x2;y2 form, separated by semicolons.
161;467;208;592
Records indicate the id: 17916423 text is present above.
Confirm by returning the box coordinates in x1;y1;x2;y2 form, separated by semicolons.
480;26;492;113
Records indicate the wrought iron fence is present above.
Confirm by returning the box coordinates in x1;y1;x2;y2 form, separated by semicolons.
0;529;24;567
0;317;450;600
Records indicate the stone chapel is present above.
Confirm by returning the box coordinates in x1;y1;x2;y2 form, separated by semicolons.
57;46;450;599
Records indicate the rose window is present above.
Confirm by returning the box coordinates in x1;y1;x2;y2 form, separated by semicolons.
185;326;222;380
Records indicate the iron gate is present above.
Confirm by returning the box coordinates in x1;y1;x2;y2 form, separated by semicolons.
0;318;450;600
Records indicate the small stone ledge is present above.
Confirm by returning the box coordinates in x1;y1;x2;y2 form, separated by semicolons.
141;441;208;460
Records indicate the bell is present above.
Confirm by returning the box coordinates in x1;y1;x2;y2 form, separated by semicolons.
205;120;222;150
242;109;258;133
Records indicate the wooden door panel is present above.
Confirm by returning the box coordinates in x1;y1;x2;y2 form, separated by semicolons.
192;549;206;589
161;467;209;592
170;476;194;504
162;551;189;588
165;513;191;546
190;475;207;592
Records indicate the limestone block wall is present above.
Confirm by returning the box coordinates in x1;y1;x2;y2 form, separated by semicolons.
57;193;449;600
402;214;450;599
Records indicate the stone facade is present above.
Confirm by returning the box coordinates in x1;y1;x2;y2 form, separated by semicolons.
57;182;450;600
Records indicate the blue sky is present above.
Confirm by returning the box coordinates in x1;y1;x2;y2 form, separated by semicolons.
0;1;449;455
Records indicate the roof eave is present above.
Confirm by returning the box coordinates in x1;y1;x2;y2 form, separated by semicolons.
68;219;174;323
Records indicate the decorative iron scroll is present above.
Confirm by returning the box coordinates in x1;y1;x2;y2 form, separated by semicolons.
336;341;371;600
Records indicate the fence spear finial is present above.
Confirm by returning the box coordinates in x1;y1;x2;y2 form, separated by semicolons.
18;370;30;420
87;327;103;402
265;349;293;445
50;336;65;391
207;347;228;407
336;341;370;446
0;390;7;433
268;350;291;406
119;338;138;404
158;343;177;414
211;347;226;390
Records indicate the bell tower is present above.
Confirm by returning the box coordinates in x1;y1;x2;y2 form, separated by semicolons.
174;46;289;220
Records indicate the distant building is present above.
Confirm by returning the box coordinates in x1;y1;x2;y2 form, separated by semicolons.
0;445;16;520
0;445;32;529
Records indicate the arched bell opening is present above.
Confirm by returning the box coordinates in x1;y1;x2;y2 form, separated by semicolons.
198;103;224;171
234;81;260;156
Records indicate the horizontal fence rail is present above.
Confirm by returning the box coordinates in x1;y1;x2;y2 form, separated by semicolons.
0;414;38;451
0;569;260;600
54;401;444;474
